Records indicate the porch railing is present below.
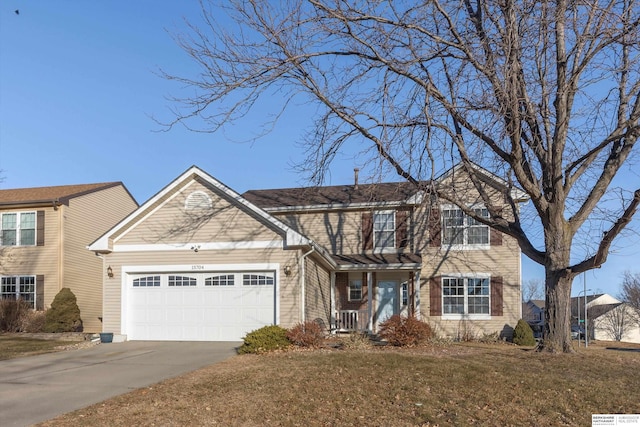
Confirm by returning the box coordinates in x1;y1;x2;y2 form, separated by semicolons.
335;309;368;332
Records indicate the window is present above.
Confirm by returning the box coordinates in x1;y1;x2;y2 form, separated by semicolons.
205;274;235;286
373;211;395;249
348;280;362;301
401;282;408;306
442;207;489;247
442;277;490;317
132;276;161;287
168;275;197;286
243;273;274;286
1;276;35;308
1;212;36;246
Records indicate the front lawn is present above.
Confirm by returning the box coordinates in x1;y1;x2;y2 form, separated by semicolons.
0;334;79;360
38;341;640;426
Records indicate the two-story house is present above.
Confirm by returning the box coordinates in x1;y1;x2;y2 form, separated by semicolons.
0;183;138;332
90;164;525;341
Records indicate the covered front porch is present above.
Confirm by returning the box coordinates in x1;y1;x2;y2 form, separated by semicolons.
330;253;421;333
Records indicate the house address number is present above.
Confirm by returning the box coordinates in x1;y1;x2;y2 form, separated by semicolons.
191;265;205;270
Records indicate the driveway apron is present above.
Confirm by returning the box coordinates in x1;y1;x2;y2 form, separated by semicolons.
0;341;239;427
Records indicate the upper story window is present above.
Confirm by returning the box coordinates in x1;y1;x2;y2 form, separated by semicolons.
373;211;395;249
1;212;36;246
442;207;489;247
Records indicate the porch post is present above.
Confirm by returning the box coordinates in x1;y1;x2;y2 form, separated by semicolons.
330;272;336;333
414;269;421;320
367;272;373;332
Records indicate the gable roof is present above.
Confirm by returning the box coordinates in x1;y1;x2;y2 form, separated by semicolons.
243;181;423;211
88;166;332;265
0;182;131;207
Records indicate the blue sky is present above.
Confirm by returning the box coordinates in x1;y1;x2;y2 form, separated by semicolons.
0;3;637;297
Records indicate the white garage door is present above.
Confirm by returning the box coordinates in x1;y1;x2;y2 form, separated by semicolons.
127;271;276;341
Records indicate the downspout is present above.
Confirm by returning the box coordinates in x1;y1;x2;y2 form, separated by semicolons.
299;244;315;324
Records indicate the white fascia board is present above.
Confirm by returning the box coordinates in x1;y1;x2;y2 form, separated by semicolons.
89;165;312;253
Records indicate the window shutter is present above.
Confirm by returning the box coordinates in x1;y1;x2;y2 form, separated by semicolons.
396;209;409;248
490;229;502;246
36;210;45;246
491;276;503;316
362;212;373;251
36;275;45;310
428;206;441;247
429;276;441;316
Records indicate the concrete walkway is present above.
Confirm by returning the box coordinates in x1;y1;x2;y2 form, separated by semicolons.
0;341;239;427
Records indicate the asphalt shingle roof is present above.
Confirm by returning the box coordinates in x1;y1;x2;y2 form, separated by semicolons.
0;182;124;206
243;181;424;209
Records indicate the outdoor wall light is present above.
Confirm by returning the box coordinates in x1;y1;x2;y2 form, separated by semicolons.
284;265;292;276
107;265;114;278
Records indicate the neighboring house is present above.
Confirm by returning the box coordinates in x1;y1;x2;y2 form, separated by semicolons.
589;302;640;344
0;183;138;332
571;293;622;327
89;164;527;342
523;299;545;337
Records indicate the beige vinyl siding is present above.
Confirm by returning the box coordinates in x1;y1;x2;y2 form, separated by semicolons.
102;248;301;335
419;233;522;338
0;206;60;308
63;185;137;332
303;255;331;329
276;210;363;254
117;181;281;246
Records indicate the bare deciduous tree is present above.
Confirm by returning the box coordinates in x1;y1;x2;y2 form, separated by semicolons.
620;271;640;325
522;279;545;302
591;303;634;342
161;0;640;352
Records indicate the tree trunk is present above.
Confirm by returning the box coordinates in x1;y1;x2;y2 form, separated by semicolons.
539;268;575;353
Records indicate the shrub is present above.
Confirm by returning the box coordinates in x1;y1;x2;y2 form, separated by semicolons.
0;299;33;332
44;288;83;333
287;320;325;348
378;314;433;346
512;319;536;346
20;309;47;333
340;332;373;350
238;325;291;354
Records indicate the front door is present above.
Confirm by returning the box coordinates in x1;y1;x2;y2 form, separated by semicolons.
376;281;397;326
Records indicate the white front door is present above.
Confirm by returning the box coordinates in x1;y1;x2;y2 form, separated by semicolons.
376;281;397;325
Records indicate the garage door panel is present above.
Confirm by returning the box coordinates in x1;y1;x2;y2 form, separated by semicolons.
127;271;275;341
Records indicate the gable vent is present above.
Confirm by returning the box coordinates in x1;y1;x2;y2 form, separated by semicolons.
185;191;212;210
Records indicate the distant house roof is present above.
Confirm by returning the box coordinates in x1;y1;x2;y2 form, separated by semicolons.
0;182;131;207
242;181;425;211
528;299;545;309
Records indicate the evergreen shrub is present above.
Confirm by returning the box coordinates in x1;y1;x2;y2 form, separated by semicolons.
44;288;83;333
512;319;536;346
238;325;290;354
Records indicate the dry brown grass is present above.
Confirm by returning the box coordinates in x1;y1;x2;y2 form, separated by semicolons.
0;334;82;360
39;340;640;427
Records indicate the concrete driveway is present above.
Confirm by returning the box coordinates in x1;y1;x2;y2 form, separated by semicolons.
0;341;239;427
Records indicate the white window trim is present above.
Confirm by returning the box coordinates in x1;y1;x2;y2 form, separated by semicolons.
348;279;363;301
441;205;490;250
441;273;491;320
0;275;36;308
373;210;396;253
0;211;37;247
